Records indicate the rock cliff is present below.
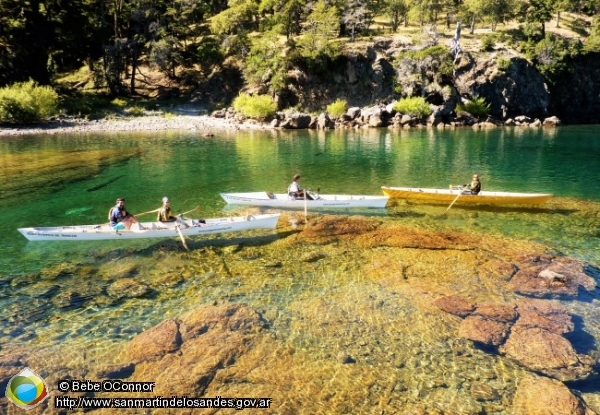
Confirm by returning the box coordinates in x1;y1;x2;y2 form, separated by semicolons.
272;38;600;124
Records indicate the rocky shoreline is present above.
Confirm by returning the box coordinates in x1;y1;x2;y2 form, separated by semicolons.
0;105;563;137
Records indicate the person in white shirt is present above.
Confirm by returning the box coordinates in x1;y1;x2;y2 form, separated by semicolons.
287;174;313;200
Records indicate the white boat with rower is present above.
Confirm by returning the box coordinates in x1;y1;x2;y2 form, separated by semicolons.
220;191;389;209
18;213;280;241
382;186;552;205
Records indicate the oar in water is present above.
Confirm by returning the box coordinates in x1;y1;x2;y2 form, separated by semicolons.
174;206;200;251
443;187;464;215
175;224;189;251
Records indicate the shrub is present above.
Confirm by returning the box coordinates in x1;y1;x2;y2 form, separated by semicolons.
326;99;347;117
0;80;58;123
126;106;145;117
232;94;277;119
111;98;127;108
456;96;491;118
497;57;512;71
392;97;432;118
481;34;496;52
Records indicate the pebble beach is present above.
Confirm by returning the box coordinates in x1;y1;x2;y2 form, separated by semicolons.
0;114;272;136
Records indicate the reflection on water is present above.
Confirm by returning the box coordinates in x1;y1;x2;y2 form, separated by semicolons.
0;127;599;412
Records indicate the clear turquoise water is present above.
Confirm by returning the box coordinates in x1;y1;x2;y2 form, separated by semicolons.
1;126;599;275
1;125;600;413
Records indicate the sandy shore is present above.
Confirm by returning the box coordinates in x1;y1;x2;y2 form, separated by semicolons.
0;114;273;136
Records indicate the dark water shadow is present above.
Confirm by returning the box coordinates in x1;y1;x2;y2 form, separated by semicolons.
565;370;600;393
564;315;598;355
128;230;297;255
220;204;390;218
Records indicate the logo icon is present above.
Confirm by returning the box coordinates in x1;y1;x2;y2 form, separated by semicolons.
5;368;49;410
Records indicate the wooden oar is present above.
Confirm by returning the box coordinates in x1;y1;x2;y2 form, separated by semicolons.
304;190;308;224
175;224;189;251
178;206;200;218
443;188;463;215
134;208;161;217
175;206;201;251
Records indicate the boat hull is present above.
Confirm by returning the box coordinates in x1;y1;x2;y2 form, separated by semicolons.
18;214;280;241
220;192;389;208
381;187;552;205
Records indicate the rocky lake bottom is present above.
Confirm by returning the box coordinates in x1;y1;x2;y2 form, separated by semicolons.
1;198;599;414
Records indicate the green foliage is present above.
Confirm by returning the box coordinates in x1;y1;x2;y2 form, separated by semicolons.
456;96;491;118
126;106;145;117
296;1;340;63
384;0;409;33
326;99;347;117
497;56;513;71
210;0;259;36
516;0;555;39
392;97;432;118
243;30;288;93
399;45;455;78
111;98;127;108
526;35;581;84
58;92;113;119
585;16;600;52
195;38;224;74
232;94;277;119
481;34;496;51
0;80;58;123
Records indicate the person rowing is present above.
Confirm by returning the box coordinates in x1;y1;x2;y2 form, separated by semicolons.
462;173;481;195
109;197;140;230
157;196;204;227
288;174;314;200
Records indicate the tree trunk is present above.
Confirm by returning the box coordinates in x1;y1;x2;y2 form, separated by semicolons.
556;11;560;28
130;49;137;95
541;21;545;38
470;13;475;34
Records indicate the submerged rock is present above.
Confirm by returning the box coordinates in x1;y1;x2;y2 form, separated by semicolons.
127;319;182;363
106;278;150;299
514;298;574;334
437;296;596;382
459;315;511;346
500;326;595;382
512;374;594;415
434;296;475;317
123;302;267;396
508;257;597;298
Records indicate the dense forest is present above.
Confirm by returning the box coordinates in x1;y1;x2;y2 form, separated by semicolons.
1;0;600;112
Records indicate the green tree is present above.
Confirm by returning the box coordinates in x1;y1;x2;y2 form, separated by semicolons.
296;0;340;61
210;0;260;35
384;0;409;31
243;29;288;94
341;0;375;40
462;0;514;32
259;0;307;40
516;0;555;38
0;0;54;85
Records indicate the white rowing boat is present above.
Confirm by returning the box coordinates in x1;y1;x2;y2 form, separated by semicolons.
381;187;552;205
220;192;389;208
18;214;280;241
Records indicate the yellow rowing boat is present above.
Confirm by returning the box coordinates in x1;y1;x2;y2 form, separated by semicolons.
381;186;553;205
